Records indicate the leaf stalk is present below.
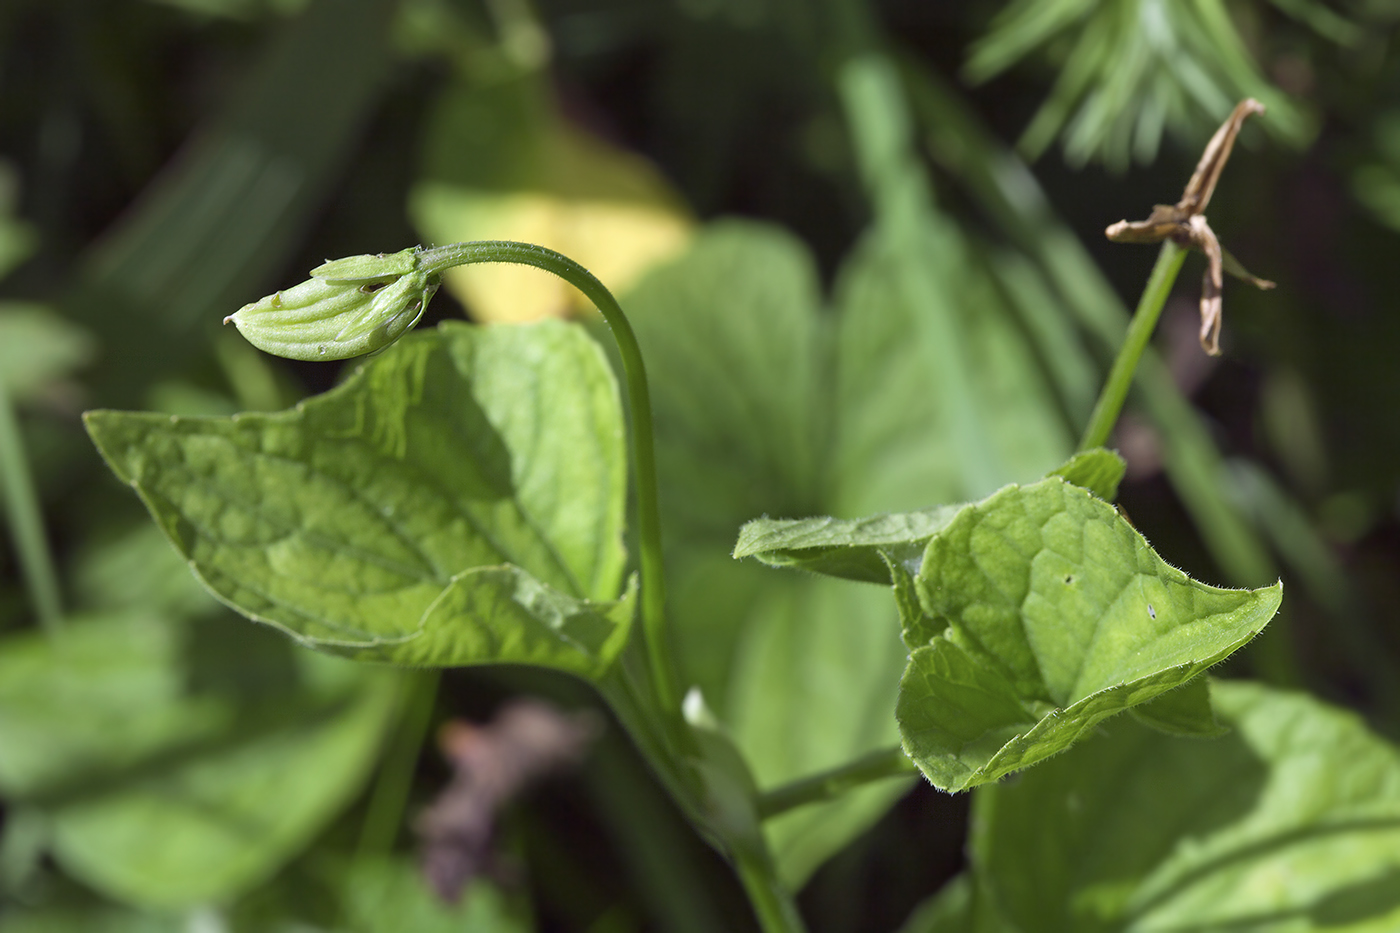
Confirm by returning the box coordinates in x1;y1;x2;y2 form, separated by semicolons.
734;848;810;933
756;745;917;819
1078;241;1187;452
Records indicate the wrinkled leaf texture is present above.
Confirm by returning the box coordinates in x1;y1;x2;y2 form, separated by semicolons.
737;473;1280;793
85;321;633;679
975;679;1400;932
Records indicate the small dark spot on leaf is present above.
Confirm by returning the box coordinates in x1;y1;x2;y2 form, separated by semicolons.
1064;575;1074;584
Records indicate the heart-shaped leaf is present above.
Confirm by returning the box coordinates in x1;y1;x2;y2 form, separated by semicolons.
85;321;631;676
899;477;1280;791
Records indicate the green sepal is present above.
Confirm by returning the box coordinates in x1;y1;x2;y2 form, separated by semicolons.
311;247;423;281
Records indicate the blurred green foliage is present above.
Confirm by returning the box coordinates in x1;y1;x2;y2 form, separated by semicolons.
2;0;1400;930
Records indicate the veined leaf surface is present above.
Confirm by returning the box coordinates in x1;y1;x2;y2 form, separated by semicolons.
900;477;1281;792
85;321;631;676
973;680;1400;932
733;504;965;585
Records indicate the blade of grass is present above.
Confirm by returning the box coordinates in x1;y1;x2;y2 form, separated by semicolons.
0;380;62;634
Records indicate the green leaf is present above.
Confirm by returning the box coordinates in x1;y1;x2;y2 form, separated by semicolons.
385;566;636;677
49;669;394;909
832;226;1070;516
84;321;631;674
898;477;1280;792
626;220;824;550
889;556;942;644
1129;674;1228;738
732;504;965;585
72;524;223;619
0;611;397;909
896;875;974;933
0;305;95;399
972;680;1400;932
0;612;229;800
729;421;1116;595
340;857;532;933
726;576;911;887
1047;448;1125;502
0;907;180;933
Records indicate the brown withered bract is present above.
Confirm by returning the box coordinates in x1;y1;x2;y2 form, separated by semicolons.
1105;99;1276;356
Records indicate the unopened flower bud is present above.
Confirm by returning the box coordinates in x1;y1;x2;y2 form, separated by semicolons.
224;248;439;361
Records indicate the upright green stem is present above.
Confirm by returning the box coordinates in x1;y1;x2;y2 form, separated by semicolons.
0;380;63;634
734;849;809;933
756;745;916;819
1078;241;1188;452
420;242;682;723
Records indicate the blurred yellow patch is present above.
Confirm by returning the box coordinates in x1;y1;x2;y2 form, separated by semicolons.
411;80;693;323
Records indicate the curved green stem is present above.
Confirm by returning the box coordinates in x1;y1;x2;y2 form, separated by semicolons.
756;745;917;819
1078;241;1188;452
420;242;682;723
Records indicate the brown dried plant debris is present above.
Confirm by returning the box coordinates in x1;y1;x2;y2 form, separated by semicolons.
415;699;602;903
1105;99;1276;356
